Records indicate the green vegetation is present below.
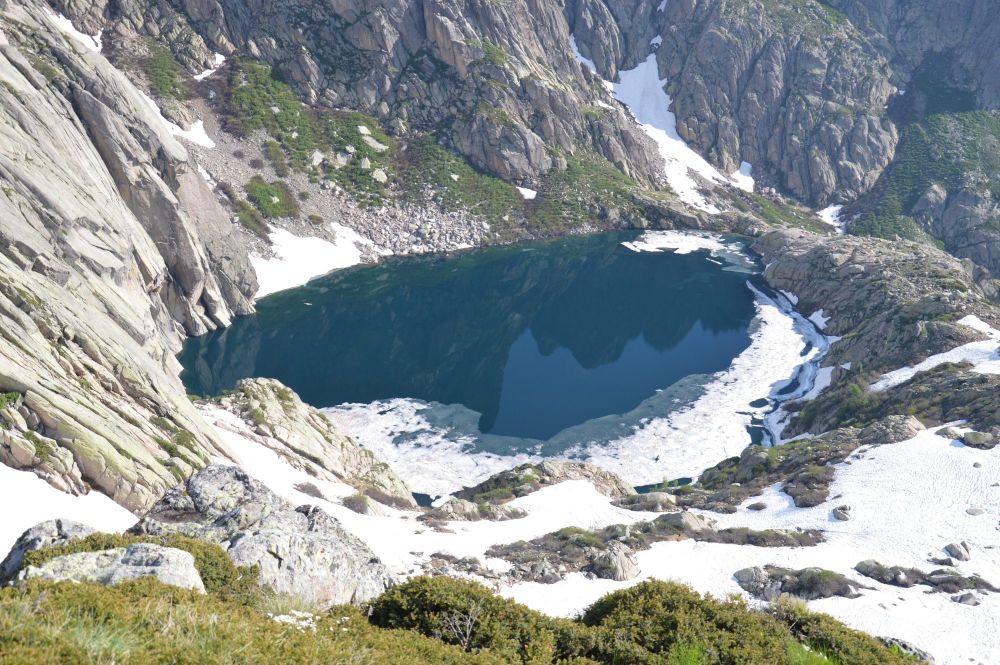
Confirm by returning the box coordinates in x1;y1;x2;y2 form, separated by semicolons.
0;536;919;665
223;59;393;204
27;55;59;82
528;150;655;236
470;40;510;68
144;45;187;100
263;140;289;177
851;52;1000;242
396;135;522;224
0;391;20;411
245;176;300;218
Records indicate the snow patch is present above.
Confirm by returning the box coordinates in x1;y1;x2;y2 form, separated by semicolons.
193;53;226;81
0;463;136;559
621;230;727;255
650;35;663;47
506;427;1000;665
250;224;368;299
138;91;216;148
730;161;754;192
817;205;845;234
47;11;102;53
870;315;1000;391
611;54;725;213
808;309;830;330
516;187;537;200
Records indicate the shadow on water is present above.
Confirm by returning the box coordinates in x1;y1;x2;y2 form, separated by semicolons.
180;233;758;440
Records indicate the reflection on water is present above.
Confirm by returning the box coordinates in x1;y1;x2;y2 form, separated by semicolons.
179;233;757;440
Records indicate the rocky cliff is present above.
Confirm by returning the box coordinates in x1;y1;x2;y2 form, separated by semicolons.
0;0;256;510
50;0;665;188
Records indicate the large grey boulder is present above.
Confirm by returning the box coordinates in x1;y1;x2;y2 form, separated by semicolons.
588;541;640;581
0;519;95;583
132;465;391;607
16;543;205;592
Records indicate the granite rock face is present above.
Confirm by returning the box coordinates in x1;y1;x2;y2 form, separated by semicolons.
16;543;206;592
132;465;392;607
51;0;664;188
0;1;256;511
206;379;414;507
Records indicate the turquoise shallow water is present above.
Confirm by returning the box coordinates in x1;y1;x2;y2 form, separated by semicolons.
179;232;758;441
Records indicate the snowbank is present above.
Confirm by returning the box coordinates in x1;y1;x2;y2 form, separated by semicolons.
138;91;216;148
817;205;845;234
47;11;102;53
0;463;136;559
251;224;368;299
870;314;1000;391
621;230;727;255
193;53;226;81
506;426;1000;665
730;162;754;192
516;187;538;200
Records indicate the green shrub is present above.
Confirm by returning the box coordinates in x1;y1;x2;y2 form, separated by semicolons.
145;45;186;100
20;533;258;604
263;140;289;177
245;176;300;218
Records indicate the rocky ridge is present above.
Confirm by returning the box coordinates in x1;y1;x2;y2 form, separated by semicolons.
0;0;257;511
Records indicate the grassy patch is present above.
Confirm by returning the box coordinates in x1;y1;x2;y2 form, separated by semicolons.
396;135;521;224
145;45;187;100
245;176;300;218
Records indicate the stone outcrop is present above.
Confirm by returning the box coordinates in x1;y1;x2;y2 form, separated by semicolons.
422;498;526;522
855;559;997;594
16;543;206;592
0;1;256;511
735;565;865;601
456;460;636;504
205;379;414;507
131;465;391;606
587;541;639;581
0;519;95;584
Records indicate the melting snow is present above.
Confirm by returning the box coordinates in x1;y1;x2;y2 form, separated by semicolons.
250;225;372;299
193;53;226;81
516;187;537;200
870;315;1000;391
621;230;727;255
0;462;136;559
47;11;102;53
808;309;830;330
817;204;845;234
138;91;216;148
506;426;1000;665
730;161;754;192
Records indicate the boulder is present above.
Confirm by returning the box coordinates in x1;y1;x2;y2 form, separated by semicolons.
653;511;716;532
588;542;640;581
962;431;996;450
944;542;972;562
613;492;677;512
832;505;851;521
16;543;205;592
0;519;95;583
132;465;391;607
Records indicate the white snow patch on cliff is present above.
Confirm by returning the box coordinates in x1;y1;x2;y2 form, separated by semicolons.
251;224;367;299
47;11;102;53
193;53;226;81
516;187;537;200
818;205;845;234
138;91;216;148
0;463;136;559
730;161;754;192
870;315;1000;391
611;54;724;213
808;309;830;330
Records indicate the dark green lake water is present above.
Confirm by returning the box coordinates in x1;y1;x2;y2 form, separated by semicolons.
179;233;758;440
